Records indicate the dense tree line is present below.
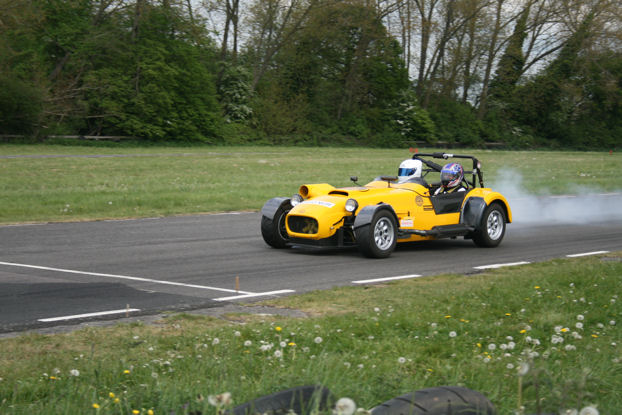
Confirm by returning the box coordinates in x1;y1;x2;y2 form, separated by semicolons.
1;0;620;148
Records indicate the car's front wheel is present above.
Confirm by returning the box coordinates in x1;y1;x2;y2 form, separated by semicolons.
472;203;506;247
261;205;291;249
356;210;397;258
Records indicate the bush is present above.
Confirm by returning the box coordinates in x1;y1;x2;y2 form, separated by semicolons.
0;75;43;135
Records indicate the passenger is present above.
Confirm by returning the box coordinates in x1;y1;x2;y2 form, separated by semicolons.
397;159;423;183
434;163;466;195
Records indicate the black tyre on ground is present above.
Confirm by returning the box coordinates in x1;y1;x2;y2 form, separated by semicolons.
370;386;497;415
355;210;397;258
472;203;506;248
228;385;334;415
261;205;291;249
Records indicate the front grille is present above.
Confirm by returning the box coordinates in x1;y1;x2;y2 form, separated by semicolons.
288;216;319;234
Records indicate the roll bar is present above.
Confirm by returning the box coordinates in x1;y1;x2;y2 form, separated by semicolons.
411;152;484;188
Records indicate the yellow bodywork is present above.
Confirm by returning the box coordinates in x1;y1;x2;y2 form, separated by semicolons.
286;180;511;243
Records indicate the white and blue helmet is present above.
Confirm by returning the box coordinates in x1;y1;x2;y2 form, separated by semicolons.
398;159;423;182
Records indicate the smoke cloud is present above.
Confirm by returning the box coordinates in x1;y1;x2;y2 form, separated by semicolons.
489;170;622;225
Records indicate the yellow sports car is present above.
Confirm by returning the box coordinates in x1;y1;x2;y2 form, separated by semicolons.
261;152;512;258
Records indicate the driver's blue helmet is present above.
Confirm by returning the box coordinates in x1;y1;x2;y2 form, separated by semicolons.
440;163;464;188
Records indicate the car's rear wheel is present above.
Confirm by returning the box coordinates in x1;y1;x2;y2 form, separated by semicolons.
356;210;397;258
261;205;291;249
472;203;506;247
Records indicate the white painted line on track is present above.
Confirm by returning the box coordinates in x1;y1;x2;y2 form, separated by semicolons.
38;308;141;322
567;251;609;258
473;261;530;270
352;274;422;284
0;261;251;294
214;290;295;302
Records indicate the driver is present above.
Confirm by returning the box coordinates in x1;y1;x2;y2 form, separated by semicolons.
397;159;423;183
434;162;466;195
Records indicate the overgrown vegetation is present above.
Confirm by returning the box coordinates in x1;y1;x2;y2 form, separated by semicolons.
0;254;620;414
1;0;620;149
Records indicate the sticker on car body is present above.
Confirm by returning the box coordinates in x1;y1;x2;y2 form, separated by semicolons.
301;200;335;208
400;218;414;227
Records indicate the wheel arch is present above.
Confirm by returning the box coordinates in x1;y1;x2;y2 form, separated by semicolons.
461;195;511;229
261;197;291;220
353;204;399;231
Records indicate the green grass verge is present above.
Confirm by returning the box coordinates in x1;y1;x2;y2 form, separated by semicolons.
1;254;620;414
1;144;619;224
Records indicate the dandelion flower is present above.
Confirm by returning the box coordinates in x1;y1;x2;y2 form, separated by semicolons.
148;410;154;415
275;326;282;332
123;370;131;375
579;406;599;415
109;392;116;399
334;397;356;415
517;362;529;376
208;392;232;407
132;410;140;415
92;403;100;409
314;337;323;344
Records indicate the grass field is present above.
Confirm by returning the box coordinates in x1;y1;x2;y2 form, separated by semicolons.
1;144;620;414
0;254;620;414
1;144;619;224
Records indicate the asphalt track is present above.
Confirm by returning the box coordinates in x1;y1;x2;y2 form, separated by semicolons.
2;195;622;334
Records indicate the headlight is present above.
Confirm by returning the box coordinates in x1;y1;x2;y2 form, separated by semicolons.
290;194;303;207
345;199;358;213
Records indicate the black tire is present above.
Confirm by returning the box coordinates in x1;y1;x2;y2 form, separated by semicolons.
472;203;506;248
370;386;497;415
356;210;397;258
261;205;291;249
228;385;334;415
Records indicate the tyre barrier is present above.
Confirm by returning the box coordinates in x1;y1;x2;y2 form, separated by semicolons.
227;385;334;415
224;385;496;415
370;386;496;415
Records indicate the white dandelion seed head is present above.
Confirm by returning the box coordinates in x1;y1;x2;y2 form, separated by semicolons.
208;392;232;407
234;331;241;337
280;341;287;348
610;320;616;326
564;345;577;351
517;362;530;376
274;350;283;358
397;357;406;364
579;406;599;415
551;335;564;344
334;398;356;415
69;369;80;377
244;340;252;347
488;343;497;351
506;363;514;370
314;336;323;344
449;331;457;338
577;314;585;321
560;409;579;415
508;342;516;350
576;322;584;329
212;338;220;345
